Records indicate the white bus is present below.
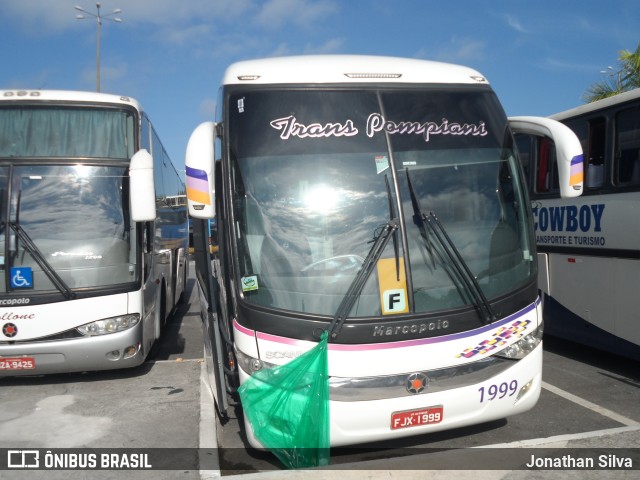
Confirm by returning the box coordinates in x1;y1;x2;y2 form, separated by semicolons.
187;55;583;448
0;90;189;375
516;88;640;361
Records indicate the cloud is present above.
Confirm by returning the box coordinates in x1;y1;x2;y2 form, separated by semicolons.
266;37;344;58
426;37;487;64
199;97;216;117
160;23;213;47
254;0;338;29
0;0;253;33
504;14;527;33
1;0;341;61
303;37;345;54
1;0;336;32
269;42;294;57
540;58;598;72
81;61;127;87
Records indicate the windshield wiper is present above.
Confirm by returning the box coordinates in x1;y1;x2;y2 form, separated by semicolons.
10;222;76;300
327;220;398;340
11;190;76;300
406;169;495;324
327;175;399;340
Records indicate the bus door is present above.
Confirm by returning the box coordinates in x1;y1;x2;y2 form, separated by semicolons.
184;122;230;416
192;216;229;416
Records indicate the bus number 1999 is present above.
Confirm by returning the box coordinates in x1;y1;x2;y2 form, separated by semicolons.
478;380;518;403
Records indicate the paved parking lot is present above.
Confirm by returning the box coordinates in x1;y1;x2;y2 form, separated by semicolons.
216;336;640;476
1;261;638;479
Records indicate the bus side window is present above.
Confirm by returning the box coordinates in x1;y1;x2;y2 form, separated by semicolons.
141;114;151;152
587;117;606;189
514;134;559;195
514;135;532;184
535;137;559;194
615;107;640;186
142;222;153;280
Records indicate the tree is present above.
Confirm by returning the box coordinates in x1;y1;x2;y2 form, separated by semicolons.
583;42;640;102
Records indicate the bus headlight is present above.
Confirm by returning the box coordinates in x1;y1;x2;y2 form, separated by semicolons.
235;349;275;374
77;314;141;336
495;322;543;360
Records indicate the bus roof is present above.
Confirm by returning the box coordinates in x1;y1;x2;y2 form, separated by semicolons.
551;88;640;121
222;55;490;86
0;89;141;110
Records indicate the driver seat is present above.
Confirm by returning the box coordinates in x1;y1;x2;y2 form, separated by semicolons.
260;233;312;278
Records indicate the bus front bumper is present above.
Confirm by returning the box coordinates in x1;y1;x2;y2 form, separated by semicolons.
0;324;146;376
240;343;542;448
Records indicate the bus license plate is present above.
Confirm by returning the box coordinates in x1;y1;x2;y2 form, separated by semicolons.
0;357;35;370
391;405;443;430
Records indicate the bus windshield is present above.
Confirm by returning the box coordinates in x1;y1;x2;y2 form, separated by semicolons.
0;164;136;294
229;88;534;317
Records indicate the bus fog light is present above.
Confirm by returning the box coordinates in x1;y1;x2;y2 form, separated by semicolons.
77;314;141;336
106;350;121;361
123;344;140;359
235;348;274;374
515;379;533;403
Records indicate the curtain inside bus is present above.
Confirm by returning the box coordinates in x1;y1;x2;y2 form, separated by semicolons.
0;108;133;159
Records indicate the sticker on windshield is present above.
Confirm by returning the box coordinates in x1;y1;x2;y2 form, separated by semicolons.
10;267;33;289
241;275;259;292
375;155;389;174
377;258;408;315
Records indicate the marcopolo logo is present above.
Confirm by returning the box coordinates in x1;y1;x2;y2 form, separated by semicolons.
0;297;30;306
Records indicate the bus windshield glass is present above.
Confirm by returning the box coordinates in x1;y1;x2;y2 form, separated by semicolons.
0;164;137;294
0;107;134;159
228;88;534;317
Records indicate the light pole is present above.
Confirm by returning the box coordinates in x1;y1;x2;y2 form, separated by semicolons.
75;3;122;92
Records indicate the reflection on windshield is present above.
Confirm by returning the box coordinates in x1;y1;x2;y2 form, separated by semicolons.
233;152;391;315
0;165;137;293
229;89;534;318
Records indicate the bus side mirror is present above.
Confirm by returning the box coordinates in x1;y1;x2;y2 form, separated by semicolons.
129;149;157;222
185;121;216;219
509;116;584;198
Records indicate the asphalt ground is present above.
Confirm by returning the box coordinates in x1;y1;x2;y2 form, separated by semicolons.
0;259;638;479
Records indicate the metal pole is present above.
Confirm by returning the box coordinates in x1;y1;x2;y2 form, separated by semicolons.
75;3;121;93
96;3;101;92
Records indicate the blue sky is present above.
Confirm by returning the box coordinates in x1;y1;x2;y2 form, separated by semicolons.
1;0;639;169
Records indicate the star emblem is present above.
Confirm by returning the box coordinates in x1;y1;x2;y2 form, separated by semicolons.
2;323;18;338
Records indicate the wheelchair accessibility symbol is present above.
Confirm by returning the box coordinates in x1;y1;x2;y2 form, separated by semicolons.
10;267;33;289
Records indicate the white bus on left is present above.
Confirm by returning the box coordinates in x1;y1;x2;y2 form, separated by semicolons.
0;90;188;375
